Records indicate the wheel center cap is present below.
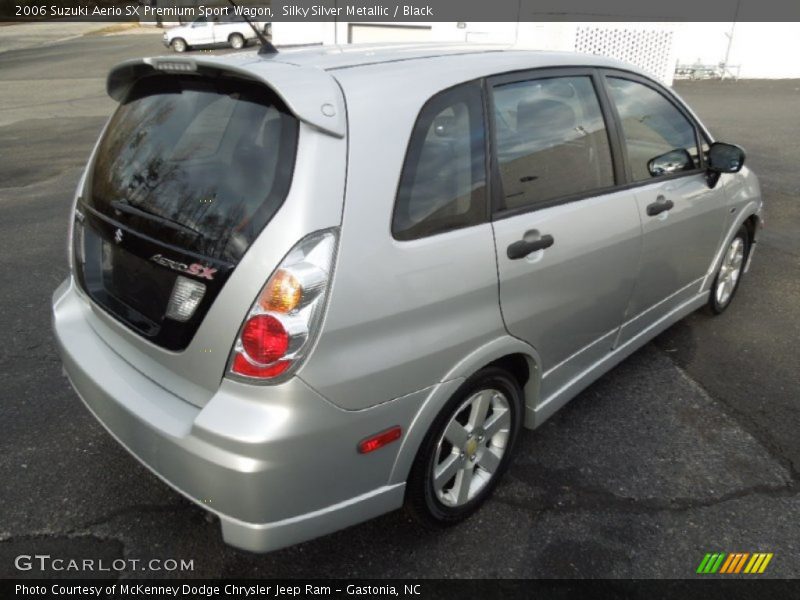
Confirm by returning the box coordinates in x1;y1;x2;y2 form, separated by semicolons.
466;438;478;457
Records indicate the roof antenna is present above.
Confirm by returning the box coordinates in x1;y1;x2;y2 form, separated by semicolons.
224;0;278;55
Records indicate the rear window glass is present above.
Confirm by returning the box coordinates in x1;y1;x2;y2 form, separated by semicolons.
89;75;298;263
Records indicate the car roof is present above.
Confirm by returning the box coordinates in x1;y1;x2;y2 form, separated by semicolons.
107;44;652;138
263;42;632;73
265;43;514;70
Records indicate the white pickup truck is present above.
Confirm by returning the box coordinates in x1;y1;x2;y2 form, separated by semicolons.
163;16;271;52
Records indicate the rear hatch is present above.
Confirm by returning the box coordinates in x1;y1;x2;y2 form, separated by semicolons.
74;73;299;351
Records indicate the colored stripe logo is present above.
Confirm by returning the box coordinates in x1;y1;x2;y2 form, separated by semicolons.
697;552;773;574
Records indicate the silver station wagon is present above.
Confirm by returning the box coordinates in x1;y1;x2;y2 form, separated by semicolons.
52;44;762;552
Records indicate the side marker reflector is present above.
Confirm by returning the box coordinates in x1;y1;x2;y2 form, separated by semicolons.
358;426;402;454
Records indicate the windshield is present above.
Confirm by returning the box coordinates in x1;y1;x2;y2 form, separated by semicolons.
88;74;298;263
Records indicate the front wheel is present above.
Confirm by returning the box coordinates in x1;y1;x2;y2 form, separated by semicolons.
229;33;245;50
708;225;749;314
170;38;187;53
405;367;524;527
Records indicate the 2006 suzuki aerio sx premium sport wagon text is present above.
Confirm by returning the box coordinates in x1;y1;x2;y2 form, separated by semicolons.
52;44;762;552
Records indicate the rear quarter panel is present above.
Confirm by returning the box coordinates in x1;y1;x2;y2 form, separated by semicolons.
297;64;507;410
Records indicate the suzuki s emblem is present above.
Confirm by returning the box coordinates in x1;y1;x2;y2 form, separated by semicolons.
114;228;123;244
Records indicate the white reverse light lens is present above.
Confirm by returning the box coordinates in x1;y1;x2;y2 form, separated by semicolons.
166;275;206;322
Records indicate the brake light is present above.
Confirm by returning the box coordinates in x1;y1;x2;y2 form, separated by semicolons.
228;229;337;383
232;355;291;378
241;314;289;364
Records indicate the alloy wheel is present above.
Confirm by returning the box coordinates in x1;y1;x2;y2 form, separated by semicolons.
715;237;745;307
432;389;511;507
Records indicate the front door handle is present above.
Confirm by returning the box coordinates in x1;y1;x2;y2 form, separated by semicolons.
507;234;554;260
646;195;675;217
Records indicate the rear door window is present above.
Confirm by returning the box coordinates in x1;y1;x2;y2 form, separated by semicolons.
89;74;298;263
491;75;615;212
392;81;487;240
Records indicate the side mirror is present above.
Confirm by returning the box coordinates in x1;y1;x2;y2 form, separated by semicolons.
707;142;745;174
647;148;694;177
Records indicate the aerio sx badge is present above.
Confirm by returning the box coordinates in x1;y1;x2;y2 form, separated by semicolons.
150;254;217;281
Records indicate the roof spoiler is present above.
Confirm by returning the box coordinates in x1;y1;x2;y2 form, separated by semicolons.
106;57;346;138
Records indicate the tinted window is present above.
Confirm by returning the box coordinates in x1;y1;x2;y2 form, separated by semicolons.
393;82;487;240
90;75;298;263
492;76;614;211
607;77;700;181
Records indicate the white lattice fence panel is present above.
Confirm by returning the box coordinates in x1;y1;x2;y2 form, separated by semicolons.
575;25;676;84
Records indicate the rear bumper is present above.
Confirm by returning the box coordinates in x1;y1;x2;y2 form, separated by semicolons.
52;279;422;552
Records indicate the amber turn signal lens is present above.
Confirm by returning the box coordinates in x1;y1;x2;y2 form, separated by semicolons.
259;269;302;313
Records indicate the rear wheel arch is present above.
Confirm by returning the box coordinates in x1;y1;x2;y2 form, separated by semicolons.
485;353;530;390
483;353;540;426
403;365;525;526
388;346;541;486
439;339;543;412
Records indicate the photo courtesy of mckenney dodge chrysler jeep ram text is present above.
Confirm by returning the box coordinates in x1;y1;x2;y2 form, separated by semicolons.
52;43;762;552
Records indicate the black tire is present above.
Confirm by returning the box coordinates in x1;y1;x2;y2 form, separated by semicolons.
405;366;524;528
707;225;750;315
229;33;245;50
171;38;187;53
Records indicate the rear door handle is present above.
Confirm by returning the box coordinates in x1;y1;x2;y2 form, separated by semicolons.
646;195;675;217
507;234;554;259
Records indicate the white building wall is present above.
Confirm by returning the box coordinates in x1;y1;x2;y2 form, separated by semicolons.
271;22;800;80
270;22;519;46
674;22;800;79
272;22;336;45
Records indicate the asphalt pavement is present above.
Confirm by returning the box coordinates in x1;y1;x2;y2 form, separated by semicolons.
0;32;798;579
